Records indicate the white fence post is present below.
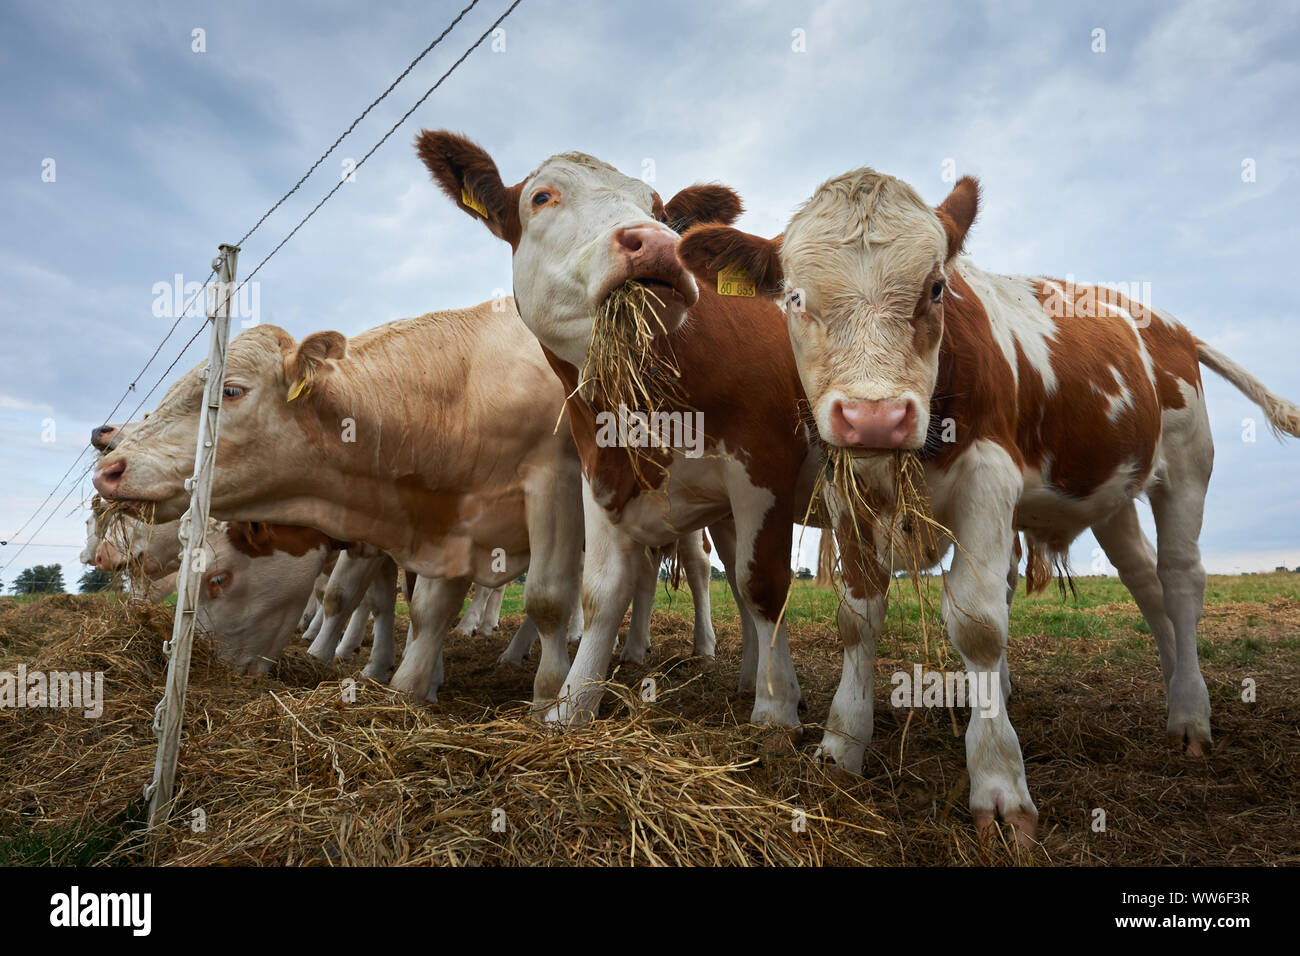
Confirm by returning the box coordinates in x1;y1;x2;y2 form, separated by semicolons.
145;243;240;828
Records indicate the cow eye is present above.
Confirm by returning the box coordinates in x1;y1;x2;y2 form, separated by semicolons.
930;281;945;303
222;385;245;400
208;572;229;588
532;191;552;207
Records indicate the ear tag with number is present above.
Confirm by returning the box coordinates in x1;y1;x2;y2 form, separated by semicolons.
286;376;311;402
717;263;755;297
461;188;488;219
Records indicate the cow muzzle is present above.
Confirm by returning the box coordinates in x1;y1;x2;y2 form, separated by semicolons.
828;398;919;450
92;457;127;497
603;224;699;328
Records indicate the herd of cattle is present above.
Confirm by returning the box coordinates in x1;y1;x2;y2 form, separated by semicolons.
82;132;1300;845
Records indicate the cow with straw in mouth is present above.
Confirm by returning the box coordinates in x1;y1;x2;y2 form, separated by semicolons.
677;168;1300;845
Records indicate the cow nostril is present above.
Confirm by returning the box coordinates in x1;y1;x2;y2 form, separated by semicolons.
99;459;126;483
615;228;644;254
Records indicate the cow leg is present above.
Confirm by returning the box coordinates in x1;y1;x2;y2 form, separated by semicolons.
481;585;505;633
709;518;758;693
302;604;325;643
566;602;584;646
1092;501;1177;690
1000;538;1021;701
298;589;321;632
337;557;395;660
941;443;1035;846
390;576;471;701
621;550;657;664
547;481;647;724
456;585;489;637
680;531;718;658
499;616;539;664
361;571;399;682
726;473;801;728
1148;405;1214;755
522;469;584;709
308;555;383;661
815;497;888;774
335;605;371;660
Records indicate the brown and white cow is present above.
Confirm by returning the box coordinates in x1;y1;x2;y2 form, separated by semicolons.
416;132;824;727
677;168;1300;843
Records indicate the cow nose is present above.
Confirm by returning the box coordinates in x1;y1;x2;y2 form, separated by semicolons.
94;542;117;570
91;425;117;448
613;226;648;255
828;399;916;449
93;458;127;495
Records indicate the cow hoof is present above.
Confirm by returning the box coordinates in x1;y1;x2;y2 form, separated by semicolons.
361;663;393;682
496;651;526;666
619;645;651;665
750;701;802;730
692;631;717;659
814;748;863;787
813;734;867;777
1169;729;1212;757
972;806;1039;850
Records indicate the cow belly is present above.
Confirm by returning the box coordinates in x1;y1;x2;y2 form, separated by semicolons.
1014;461;1143;552
402;493;532;584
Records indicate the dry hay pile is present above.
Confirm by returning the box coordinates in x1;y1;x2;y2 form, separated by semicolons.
4;592;1297;866
575;280;691;490
0;595;885;866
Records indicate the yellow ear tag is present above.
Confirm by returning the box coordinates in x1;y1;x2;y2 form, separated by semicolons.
461;187;488;219
717;263;756;297
286;377;311;402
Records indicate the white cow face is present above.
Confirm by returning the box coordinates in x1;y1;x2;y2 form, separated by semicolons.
91;324;345;521
417;132;746;369
198;524;331;675
678;173;980;452
91;511;182;577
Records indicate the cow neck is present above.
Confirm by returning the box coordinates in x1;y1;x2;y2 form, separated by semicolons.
535;285;811;516
922;267;1018;471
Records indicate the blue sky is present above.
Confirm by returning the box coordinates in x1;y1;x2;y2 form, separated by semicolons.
2;0;1298;588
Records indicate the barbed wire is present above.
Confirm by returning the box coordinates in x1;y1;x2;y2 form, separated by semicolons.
0;0;522;574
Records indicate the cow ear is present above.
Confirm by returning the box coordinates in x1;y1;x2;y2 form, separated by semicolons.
663;184;744;232
677;224;784;297
416;129;518;243
284;331;346;402
935;176;979;261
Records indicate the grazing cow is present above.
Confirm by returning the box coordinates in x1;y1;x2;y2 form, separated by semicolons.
676;168;1300;843
85;504;337;673
92;302;586;707
416;132;824;727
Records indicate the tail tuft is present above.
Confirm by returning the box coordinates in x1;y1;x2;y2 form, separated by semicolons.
1198;342;1300;439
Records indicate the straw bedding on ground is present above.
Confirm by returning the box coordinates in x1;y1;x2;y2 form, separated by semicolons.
1;577;1298;866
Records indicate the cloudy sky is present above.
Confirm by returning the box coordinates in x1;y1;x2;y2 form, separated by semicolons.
2;0;1298;590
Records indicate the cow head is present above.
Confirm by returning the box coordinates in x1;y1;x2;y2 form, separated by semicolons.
416;130;742;368
89;509;181;577
678;171;979;452
91;324;347;521
197;522;331;675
